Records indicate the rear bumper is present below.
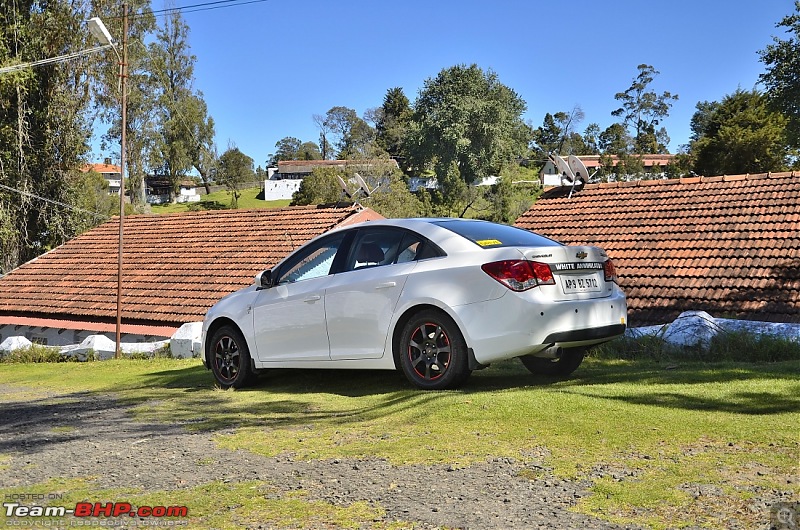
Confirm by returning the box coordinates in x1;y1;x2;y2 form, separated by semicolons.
451;287;627;365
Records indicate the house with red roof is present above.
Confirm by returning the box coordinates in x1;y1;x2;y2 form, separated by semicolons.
81;162;122;194
516;171;800;326
0;205;382;346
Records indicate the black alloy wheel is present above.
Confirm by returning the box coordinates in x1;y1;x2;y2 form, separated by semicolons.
209;325;253;389
399;309;471;390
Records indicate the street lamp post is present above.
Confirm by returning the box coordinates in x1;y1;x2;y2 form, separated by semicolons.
89;9;127;359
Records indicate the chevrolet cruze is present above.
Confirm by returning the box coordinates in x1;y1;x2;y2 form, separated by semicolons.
201;218;627;390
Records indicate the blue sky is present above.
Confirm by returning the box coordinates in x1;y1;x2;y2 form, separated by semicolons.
102;0;793;168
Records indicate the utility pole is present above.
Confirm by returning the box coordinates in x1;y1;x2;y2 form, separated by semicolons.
115;3;128;359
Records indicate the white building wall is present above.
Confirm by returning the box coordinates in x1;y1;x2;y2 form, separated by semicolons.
264;179;302;201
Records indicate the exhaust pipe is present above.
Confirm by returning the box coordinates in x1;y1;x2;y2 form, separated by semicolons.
534;345;563;359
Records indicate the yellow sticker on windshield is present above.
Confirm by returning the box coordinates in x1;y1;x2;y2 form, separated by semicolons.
476;239;502;247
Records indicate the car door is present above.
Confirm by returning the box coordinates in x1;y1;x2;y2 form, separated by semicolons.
252;232;347;362
326;228;424;360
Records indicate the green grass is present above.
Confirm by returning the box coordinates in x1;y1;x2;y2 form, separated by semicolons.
0;357;797;529
149;187;291;213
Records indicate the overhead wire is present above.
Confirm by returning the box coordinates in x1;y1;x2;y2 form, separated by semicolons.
0;183;111;220
101;0;270;21
93;0;269;179
152;0;269;16
0;0;266;216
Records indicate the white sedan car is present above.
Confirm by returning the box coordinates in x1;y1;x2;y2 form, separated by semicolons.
201;218;626;390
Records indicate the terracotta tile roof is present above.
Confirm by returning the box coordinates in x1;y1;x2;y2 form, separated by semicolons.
276;159;399;175
576;154;675;169
0;206;383;327
81;163;121;174
515;172;800;325
277;160;351;168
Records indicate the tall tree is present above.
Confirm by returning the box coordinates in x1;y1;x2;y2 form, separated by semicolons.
0;0;103;272
758;1;800;148
612;64;678;154
375;87;412;158
312;113;333;160
184;94;216;194
93;1;157;206
530;113;564;159
406;64;531;194
582;123;601;155
691;89;789;176
530;107;586;158
268;136;302;165
598;123;632;155
297;141;322;161
216;147;254;208
148;9;214;202
689;101;720;142
322;106;377;159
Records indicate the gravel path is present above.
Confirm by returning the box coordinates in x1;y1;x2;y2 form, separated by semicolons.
0;384;642;529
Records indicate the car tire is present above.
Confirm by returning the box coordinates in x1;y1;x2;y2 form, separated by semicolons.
519;348;586;377
209;325;253;389
398;309;471;390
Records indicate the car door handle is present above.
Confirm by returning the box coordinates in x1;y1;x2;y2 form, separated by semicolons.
375;282;396;289
304;295;321;302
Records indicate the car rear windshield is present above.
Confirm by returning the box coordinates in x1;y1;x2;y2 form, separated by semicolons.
432;220;562;249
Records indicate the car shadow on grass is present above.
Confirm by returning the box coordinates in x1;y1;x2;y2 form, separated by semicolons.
1;358;795;456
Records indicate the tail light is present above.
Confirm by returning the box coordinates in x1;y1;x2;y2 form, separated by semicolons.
481;260;555;292
604;259;618;283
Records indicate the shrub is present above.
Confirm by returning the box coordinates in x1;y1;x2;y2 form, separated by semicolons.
124;344;173;360
706;330;800;362
0;344;73;363
593;330;800;363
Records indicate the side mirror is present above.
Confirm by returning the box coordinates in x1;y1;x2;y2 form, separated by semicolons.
255;269;273;290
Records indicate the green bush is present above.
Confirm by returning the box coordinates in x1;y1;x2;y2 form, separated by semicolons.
593;330;800;363
124;344;173;360
0;344;74;363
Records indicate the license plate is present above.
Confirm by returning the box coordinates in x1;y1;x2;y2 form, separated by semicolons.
561;275;602;294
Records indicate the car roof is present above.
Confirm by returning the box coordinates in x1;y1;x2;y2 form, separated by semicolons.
339;217;493;230
333;217;562;251
319;217;485;251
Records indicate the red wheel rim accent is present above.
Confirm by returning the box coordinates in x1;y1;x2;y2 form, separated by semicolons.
407;322;451;381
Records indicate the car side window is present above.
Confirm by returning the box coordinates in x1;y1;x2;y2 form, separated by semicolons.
348;229;407;271
395;233;424;263
277;233;346;285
